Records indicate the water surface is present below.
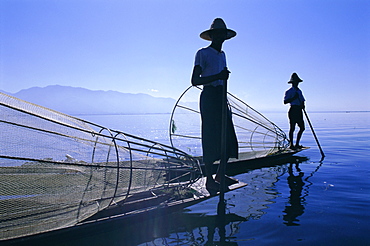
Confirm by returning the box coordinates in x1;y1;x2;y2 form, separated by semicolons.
45;112;370;245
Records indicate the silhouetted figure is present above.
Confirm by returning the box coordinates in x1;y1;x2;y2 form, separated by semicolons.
283;163;305;226
191;18;238;194
284;72;305;150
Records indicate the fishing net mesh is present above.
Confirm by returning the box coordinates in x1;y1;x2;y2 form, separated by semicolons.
170;86;289;160
0;92;200;241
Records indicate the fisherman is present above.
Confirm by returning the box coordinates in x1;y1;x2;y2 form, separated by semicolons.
284;72;306;150
191;18;238;194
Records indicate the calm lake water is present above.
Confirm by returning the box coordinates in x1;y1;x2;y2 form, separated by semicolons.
30;112;370;245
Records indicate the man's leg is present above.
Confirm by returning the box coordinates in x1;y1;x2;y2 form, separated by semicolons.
215;158;238;187
289;122;296;149
296;121;305;148
205;161;219;194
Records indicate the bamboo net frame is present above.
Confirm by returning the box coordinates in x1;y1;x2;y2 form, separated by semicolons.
0;92;201;241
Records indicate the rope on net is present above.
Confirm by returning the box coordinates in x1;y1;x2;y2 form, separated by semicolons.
0;92;201;241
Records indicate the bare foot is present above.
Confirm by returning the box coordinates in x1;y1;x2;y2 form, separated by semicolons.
215;175;238;186
206;179;219;196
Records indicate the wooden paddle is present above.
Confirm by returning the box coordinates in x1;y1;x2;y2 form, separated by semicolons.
296;92;325;159
303;108;325;159
218;68;229;212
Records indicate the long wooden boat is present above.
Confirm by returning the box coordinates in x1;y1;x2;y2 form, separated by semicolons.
3;157;309;246
2;178;247;245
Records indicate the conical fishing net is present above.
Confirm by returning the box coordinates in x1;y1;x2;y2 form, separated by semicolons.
0;92;201;241
169;86;289;160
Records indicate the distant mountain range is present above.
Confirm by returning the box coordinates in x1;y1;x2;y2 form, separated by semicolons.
1;85;177;115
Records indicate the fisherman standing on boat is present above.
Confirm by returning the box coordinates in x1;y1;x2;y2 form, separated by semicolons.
284;72;305;150
191;18;238;194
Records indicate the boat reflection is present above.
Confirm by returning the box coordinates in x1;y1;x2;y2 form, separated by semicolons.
2;210;247;246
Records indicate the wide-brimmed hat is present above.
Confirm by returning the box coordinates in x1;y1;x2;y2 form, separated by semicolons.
200;18;237;41
288;72;303;83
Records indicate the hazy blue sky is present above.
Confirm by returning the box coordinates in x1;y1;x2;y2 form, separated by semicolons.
1;0;369;111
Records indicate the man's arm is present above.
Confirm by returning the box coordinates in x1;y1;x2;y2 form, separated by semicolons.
191;65;230;86
284;92;299;104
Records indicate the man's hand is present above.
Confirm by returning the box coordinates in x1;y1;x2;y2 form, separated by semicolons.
218;68;230;81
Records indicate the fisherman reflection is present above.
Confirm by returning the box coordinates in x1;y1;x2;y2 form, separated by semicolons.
203;213;243;245
283;162;305;226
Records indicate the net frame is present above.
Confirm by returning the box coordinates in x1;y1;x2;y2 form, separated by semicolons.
169;86;289;160
0;92;201;240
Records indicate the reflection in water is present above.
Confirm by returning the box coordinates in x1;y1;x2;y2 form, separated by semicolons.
231;165;288;220
282;158;324;226
141;212;245;245
204;212;241;246
283;162;305;226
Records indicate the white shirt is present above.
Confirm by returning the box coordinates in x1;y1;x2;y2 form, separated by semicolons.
194;46;227;87
284;87;305;106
